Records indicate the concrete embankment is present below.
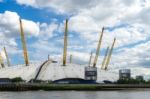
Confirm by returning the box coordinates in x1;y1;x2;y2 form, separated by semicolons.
1;83;150;91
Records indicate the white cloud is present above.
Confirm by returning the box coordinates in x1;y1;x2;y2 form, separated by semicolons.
16;0;37;7
68;51;90;64
39;22;58;40
0;11;40;37
14;0;150;47
16;0;99;14
111;41;150;69
69;15;99;33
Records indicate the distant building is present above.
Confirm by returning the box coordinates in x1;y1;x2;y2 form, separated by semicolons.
0;78;12;84
136;75;144;81
85;67;97;81
119;69;131;80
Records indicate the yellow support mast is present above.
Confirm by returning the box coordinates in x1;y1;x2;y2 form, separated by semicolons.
104;38;116;70
88;51;93;66
101;46;109;69
19;18;29;66
93;27;104;67
69;54;72;63
0;53;4;68
63;19;68;66
3;47;10;66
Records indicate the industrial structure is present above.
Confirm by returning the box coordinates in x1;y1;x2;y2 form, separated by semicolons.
119;69;131;80
0;18;118;84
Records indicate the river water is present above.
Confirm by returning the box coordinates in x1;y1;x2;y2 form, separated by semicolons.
0;91;150;99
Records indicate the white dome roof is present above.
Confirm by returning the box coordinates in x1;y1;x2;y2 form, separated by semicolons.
0;60;118;82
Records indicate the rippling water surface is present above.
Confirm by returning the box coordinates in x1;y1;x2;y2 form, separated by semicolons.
0;90;150;99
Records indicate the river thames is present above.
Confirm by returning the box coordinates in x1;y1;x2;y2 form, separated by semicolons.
0;90;150;99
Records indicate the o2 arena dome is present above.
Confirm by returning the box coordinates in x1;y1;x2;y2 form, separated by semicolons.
0;60;118;83
0;19;118;84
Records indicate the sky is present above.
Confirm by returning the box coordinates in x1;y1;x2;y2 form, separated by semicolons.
0;0;150;78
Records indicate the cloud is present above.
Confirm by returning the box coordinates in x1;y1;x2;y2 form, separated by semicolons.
67;51;90;64
16;0;99;14
0;11;40;37
15;0;37;7
14;0;150;48
39;22;58;40
110;40;150;69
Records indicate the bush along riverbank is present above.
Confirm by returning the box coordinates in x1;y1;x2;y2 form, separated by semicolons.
1;77;150;91
1;83;150;91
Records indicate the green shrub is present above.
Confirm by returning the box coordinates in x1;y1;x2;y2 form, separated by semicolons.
116;78;145;84
11;77;24;82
